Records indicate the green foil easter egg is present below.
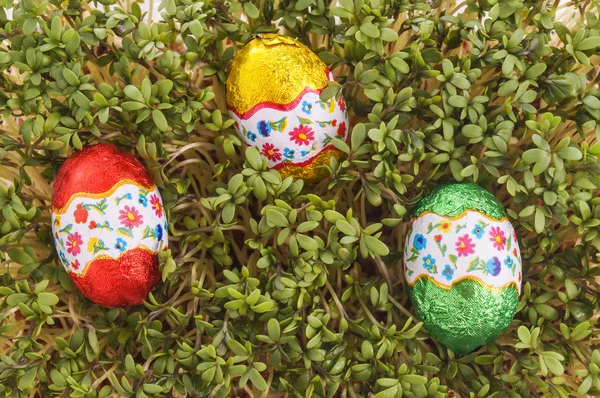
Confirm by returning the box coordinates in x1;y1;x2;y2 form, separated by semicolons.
404;183;521;354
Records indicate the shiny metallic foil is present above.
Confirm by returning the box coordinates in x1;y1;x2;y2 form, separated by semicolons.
226;34;329;116
278;147;344;181
414;183;506;220
410;277;519;354
406;183;521;354
70;248;160;308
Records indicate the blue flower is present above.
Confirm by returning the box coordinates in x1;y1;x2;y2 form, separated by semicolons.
504;256;514;269
442;265;454;281
486;257;501;276
59;251;68;267
413;234;427;250
155;224;163;241
284;148;295;159
423;254;436;271
472;224;485;239
138;193;148;207
246;131;257;142
257;120;272;137
115;238;127;251
301;100;312;114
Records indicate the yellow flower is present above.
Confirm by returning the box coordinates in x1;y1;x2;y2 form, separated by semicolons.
438;221;452;233
54;216;61;227
87;237;99;253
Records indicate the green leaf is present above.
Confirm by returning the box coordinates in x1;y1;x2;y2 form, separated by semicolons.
266;209;289;227
249;368;267;391
124;85;145;102
152;110;168;132
360;23;380;38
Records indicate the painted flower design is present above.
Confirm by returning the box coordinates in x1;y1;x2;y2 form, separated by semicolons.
115;238;127;252
289;125;315;146
66;232;83;256
73;203;88;224
434;234;442;242
155;224;163;241
512;248;518;257
456;234;475;257
423;254;436;272
439;221;452;233
472;224;485;239
150;195;163;217
88;220;97;229
413;234;427;250
257;120;272;137
247;131;257;142
504;256;515;269
337;121;347;138
138;193;148;207
442;265;454;281
301;101;312;114
284;148;295;160
119;205;144;229
54;216;61;227
87;237;99;253
338;96;346;112
262;143;282;162
59;251;68;266
489;226;507;250
70;260;80;270
486;257;501;276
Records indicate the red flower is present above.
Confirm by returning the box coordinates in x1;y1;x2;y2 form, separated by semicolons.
89;221;97;229
150;194;163;217
456;234;475;257
489;226;507;250
66;232;83;256
119;205;144;229
262;143;282;162
289;125;314;146
512;248;517;257
338;96;346;112
71;260;80;270
73;203;88;224
337;122;347;138
331;119;337;127
434;234;442;242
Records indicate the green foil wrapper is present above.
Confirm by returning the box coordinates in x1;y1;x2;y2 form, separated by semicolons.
413;183;506;220
410;278;519;354
407;183;519;354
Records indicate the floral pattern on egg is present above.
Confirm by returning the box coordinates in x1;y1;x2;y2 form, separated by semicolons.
226;34;349;182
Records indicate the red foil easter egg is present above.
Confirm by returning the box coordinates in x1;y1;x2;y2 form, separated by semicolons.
51;144;168;307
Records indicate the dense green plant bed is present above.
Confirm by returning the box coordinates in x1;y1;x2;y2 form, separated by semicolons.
1;0;600;396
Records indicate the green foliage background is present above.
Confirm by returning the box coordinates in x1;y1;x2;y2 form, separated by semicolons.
1;0;600;396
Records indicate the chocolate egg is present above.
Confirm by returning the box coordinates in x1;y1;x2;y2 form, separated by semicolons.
51;144;168;307
404;183;521;354
226;34;349;182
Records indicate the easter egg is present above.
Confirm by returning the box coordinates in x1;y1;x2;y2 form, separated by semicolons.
51;144;168;307
404;183;521;354
226;34;349;182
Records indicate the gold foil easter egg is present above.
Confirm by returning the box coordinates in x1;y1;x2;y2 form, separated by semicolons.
226;34;349;182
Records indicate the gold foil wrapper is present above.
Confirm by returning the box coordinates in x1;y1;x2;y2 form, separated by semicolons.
278;147;345;182
226;34;329;116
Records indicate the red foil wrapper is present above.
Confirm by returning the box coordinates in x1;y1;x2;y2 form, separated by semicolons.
52;144;164;307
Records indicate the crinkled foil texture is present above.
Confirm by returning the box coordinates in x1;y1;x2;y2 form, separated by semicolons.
410;277;519;354
226;34;329;116
70;248;160;307
278;147;344;181
414;183;506;220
